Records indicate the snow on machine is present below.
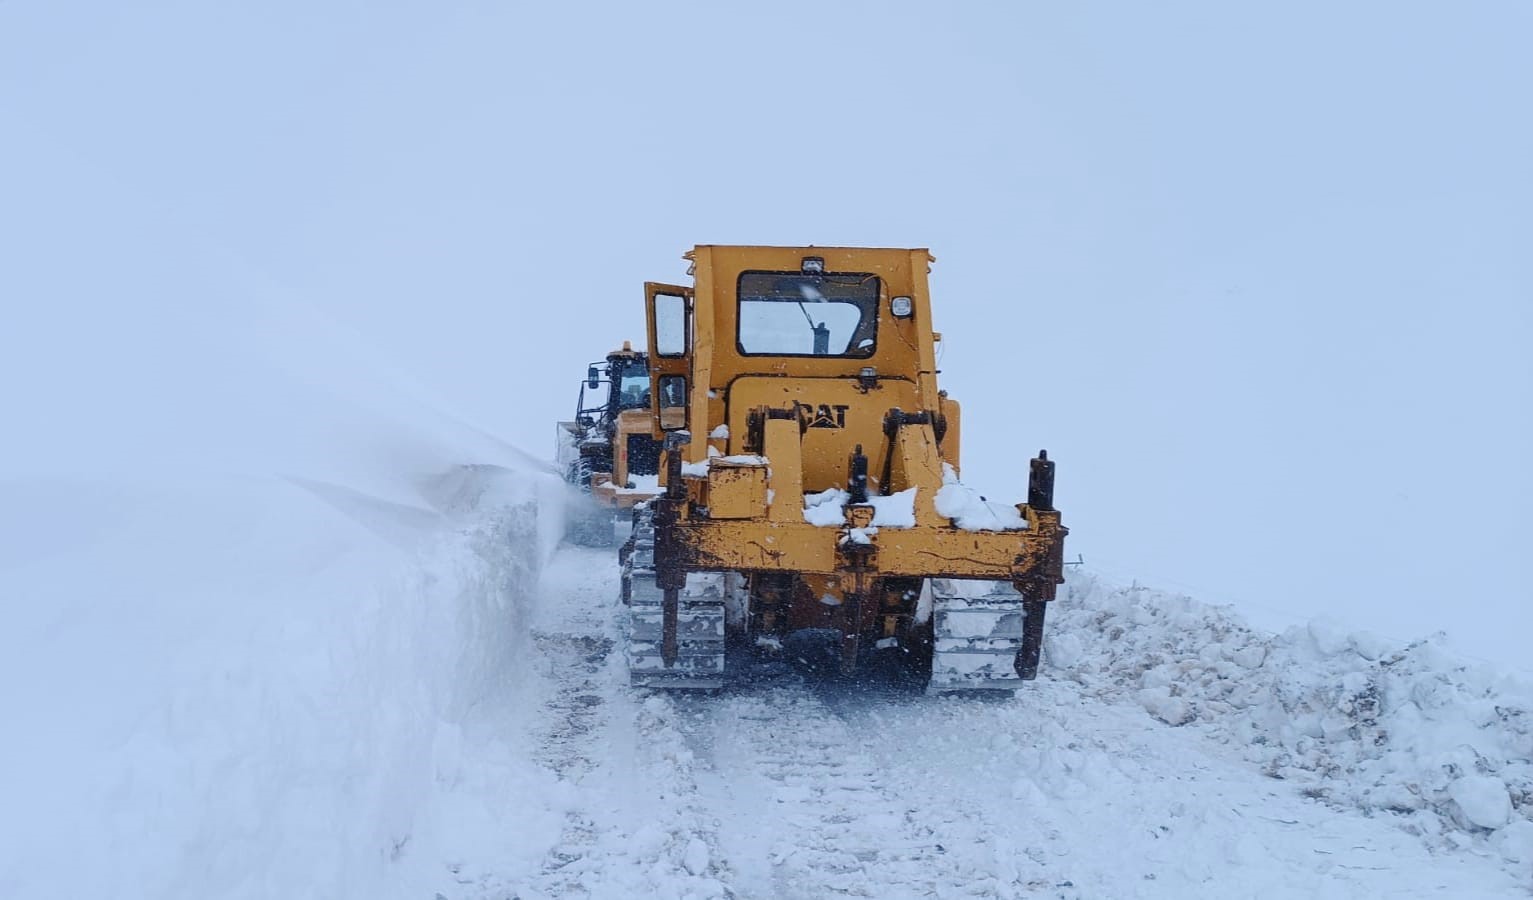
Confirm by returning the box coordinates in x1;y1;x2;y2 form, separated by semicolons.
602;246;1068;692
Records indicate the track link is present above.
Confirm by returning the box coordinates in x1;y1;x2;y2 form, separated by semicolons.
927;579;1028;692
622;505;726;689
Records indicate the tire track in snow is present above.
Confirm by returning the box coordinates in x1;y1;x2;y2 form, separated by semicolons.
514;543;623;899
471;544;1523;899
529;632;613;779
679;686;1010;899
508;547;733;899
525;630;614;896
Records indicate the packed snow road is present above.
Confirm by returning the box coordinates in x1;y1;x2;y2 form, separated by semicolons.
441;545;1523;899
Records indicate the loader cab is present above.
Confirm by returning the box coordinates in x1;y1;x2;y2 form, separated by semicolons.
573;345;651;426
610;355;651;412
566;343;662;486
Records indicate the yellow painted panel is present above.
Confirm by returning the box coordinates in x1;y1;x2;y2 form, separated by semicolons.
706;464;767;519
763;417;804;522
727;376;922;494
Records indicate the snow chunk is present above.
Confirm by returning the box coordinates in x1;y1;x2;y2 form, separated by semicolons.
681;453;767;478
842;526;878;546
1045;631;1083;668
934;463;1027;531
1138;687;1194;726
1349;630;1393;661
868;487;916;527
803;488;847;526
1230;644;1267;668
615;473;661;495
1449;775;1512;830
1494;820;1533;863
709;424;729;439
1307;618;1351;656
682;836;710;875
627;822;669;860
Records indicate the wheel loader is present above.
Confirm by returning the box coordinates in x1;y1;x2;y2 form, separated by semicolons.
556;342;665;544
619;245;1068;692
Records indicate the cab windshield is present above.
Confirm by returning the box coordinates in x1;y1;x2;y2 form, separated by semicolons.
737;271;879;357
614;363;651;410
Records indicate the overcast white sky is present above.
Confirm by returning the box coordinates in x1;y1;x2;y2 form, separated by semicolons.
3;2;1529;665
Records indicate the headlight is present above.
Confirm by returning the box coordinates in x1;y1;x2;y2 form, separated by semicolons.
891;295;913;317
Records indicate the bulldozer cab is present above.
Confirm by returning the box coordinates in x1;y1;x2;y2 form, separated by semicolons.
645;246;957;499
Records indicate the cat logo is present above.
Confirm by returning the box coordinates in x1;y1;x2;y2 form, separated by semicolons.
793;402;850;429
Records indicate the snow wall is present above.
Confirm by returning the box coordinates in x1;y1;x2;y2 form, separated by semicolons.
0;267;580;898
0;462;570;899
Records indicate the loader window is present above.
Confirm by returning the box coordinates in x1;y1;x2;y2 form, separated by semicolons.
737;271;879;357
617;374;649;409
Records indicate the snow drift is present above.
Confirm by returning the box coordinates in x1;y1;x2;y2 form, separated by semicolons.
0;463;568;900
0;250;574;897
1049;572;1533;867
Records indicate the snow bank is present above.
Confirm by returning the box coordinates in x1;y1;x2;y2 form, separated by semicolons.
0;465;566;900
1050;571;1533;866
0;254;571;897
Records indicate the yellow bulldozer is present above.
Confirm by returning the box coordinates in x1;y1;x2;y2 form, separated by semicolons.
614;245;1068;692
